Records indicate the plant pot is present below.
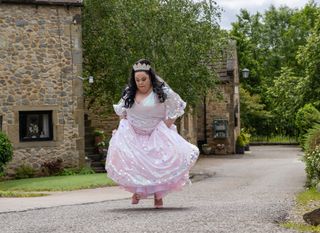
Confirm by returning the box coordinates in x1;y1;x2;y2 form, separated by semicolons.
236;146;245;154
202;145;212;155
95;135;103;145
244;144;250;151
214;148;226;155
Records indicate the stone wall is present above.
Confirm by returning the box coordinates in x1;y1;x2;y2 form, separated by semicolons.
197;41;241;154
0;3;84;175
85;107;119;139
203;84;237;154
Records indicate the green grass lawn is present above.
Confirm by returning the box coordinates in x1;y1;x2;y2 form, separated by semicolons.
296;187;320;205
251;135;298;143
282;188;320;232
282;222;320;232
0;173;116;192
0;190;49;198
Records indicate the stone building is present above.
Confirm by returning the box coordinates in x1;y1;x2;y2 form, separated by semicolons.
0;0;84;175
197;41;241;154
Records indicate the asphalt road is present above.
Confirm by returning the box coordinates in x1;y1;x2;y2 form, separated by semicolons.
0;145;305;233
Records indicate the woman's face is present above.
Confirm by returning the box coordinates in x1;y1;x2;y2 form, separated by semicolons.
134;71;152;94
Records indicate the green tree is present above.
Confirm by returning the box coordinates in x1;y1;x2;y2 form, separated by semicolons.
230;1;319;136
230;10;263;94
82;0;226;111
295;103;320;138
297;12;320;108
266;67;304;135
240;86;271;134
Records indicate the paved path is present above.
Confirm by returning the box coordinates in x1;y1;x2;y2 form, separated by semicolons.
0;145;305;233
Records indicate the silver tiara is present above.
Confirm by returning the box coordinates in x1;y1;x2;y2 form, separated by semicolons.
133;63;151;71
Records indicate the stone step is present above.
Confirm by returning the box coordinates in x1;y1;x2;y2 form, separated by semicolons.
85;126;95;132
85;146;96;151
85;132;94;137
85;136;95;142
87;154;103;161
90;160;106;173
92;167;106;173
91;161;105;166
85;140;95;147
85;151;96;156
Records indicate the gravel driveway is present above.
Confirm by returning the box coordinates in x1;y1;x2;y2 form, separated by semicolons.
0;145;305;233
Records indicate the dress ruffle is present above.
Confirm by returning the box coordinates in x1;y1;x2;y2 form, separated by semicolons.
113;98;126;117
105;119;199;198
163;86;186;119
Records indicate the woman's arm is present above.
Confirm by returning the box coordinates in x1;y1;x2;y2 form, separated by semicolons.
163;86;186;128
164;118;176;128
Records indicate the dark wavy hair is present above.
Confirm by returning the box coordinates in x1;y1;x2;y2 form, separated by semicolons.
122;59;167;108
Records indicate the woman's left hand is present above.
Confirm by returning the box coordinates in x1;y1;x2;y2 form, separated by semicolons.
164;118;175;128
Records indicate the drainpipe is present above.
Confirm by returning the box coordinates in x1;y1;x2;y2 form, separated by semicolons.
203;95;207;144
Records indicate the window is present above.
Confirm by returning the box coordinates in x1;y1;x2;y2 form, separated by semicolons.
19;111;53;141
213;119;228;139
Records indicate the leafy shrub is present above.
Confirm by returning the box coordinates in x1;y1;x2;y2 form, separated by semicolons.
58;166;95;176
236;135;245;147
305;146;320;187
295;104;320;144
0;171;5;181
303;124;320;152
15;164;36;179
41;158;63;176
94;129;105;137
240;128;251;145
94;130;109;154
78;166;95;175
0;132;13;173
58;168;78;176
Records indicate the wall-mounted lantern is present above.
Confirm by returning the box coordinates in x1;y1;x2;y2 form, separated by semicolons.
242;68;250;79
77;76;94;84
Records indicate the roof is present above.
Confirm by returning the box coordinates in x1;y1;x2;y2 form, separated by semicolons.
0;0;83;6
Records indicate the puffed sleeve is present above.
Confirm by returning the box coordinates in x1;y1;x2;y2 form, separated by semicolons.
113;98;127;117
164;87;186;119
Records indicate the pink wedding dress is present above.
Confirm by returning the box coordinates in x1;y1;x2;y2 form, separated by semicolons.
105;87;199;199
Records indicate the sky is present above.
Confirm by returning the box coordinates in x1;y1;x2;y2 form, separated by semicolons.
215;0;320;30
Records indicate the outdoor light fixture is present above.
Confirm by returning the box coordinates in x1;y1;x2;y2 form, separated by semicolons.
77;76;94;84
242;68;250;79
72;14;81;25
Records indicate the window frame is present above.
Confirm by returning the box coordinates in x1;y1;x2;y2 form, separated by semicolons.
19;111;53;142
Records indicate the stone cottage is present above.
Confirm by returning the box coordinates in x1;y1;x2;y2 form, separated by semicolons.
197;41;241;154
0;0;85;175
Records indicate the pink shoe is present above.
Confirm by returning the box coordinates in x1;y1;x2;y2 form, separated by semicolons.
154;194;163;209
131;193;140;205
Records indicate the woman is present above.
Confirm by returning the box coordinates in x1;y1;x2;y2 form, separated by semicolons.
105;59;199;208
